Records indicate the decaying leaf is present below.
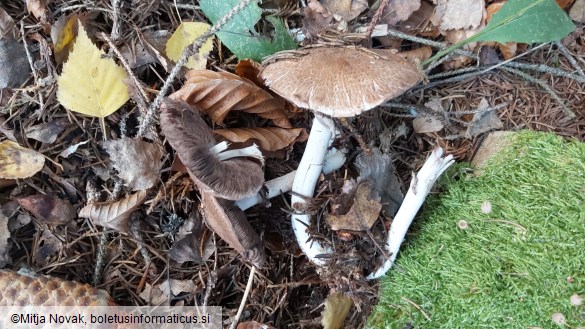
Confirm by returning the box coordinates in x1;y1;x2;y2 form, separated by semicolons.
58;139;89;158
165;21;214;69
570;0;585;22
139;279;197;305
0;141;45;179
35;229;62;266
17;194;75;226
200;191;265;267
413;116;444;133
101;138;162;191
381;0;421;25
0;8;18;39
321;292;353;329
121;30;170;69
26;0;52;23
0;39;31;88
434;0;485;31
321;0;368;21
170;70;291;128
302;0;335;39
51;13;85;64
169;232;214;264
57;23;130;118
213;127;307;156
355;148;404;216
326;180;382;231
0;205;12;267
25;118;70;144
465;98;503;138
234;59;265;88
79;190;147;233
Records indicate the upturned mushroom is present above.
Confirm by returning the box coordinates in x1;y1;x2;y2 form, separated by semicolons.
159;98;265;267
260;46;455;277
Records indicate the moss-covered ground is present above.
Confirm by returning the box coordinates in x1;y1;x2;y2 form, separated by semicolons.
367;131;585;328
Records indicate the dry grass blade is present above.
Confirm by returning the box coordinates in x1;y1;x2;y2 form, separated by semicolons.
213;127;307;156
170;70;291;128
79;190;148;233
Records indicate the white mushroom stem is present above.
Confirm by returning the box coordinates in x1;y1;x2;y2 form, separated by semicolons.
367;147;455;280
212;141;265;164
236;147;346;211
291;114;337;266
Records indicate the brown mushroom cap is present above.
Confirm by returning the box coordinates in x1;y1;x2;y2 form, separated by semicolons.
159;98;264;200
260;47;421;117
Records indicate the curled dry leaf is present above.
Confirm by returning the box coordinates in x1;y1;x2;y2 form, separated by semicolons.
0;141;45;179
200;190;265;267
159;98;265;200
170;69;291;128
326;180;382;231
79;190;147;233
16;194;75;226
234;59;265;88
101;138;163;191
213;127;308;157
26;0;52;23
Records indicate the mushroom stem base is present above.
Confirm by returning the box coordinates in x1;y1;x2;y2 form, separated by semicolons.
291;114;336;266
367;147;455;280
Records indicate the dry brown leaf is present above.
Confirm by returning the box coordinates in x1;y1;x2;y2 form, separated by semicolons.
0;8;18;40
321;0;368;21
35;229;62;266
171;70;291;128
326;180;382;231
382;0;421;25
51;13;86;64
27;0;52;23
235;59;265;88
213;127;308;157
25;118;70;144
79;190;147;233
17;194;75;226
237;321;276;329
570;0;585;22
558;0;575;9
0;141;45;179
435;0;485;31
399;46;432;62
321;292;353;329
200;190;265;267
302;0;335;39
464;98;503;138
101;138;162;191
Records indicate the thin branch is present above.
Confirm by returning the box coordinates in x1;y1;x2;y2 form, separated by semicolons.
229;266;256;329
137;0;256;138
555;41;585;79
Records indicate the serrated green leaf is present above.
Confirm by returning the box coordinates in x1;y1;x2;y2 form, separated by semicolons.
423;0;575;65
57;23;129;118
199;0;297;62
475;0;575;44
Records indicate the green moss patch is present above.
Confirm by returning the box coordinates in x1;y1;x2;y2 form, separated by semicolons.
367;131;585;328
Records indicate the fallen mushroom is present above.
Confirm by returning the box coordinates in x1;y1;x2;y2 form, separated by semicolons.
260;46;455;277
159;98;265;266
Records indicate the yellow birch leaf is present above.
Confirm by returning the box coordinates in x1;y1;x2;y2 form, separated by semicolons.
57;23;129;118
0;141;45;179
165;22;214;69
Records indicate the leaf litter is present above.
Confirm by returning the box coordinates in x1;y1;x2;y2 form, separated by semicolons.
1;0;584;328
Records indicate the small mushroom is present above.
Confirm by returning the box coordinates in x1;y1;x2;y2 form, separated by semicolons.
159;98;265;266
261;47;455;277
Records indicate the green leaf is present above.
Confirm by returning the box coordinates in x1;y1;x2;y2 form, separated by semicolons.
474;0;575;44
423;0;575;66
199;0;297;62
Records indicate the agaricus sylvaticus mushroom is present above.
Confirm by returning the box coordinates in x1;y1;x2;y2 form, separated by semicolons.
159;98;265;266
260;46;455;277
